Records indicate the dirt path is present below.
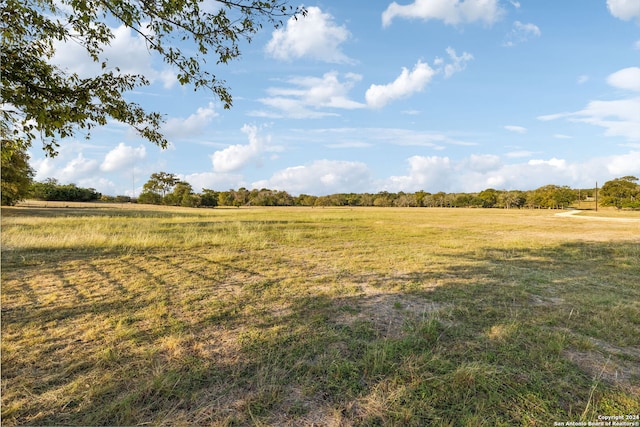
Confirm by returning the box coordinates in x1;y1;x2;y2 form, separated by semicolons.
555;209;640;223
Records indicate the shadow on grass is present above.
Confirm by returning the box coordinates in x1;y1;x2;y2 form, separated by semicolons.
2;240;639;425
2;206;188;218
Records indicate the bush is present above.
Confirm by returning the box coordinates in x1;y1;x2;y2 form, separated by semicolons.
137;191;163;205
30;180;101;202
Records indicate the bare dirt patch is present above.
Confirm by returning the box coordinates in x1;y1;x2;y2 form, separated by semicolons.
562;332;640;394
335;286;449;338
530;295;565;306
564;349;640;394
555;210;640;223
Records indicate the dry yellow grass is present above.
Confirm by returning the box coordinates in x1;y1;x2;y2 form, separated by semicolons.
2;203;639;425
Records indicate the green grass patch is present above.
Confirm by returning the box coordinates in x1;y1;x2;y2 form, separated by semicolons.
2;205;639;425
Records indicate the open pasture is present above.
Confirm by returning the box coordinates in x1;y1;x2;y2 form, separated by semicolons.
1;204;639;426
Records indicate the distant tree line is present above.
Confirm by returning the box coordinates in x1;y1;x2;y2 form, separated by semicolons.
13;173;639;211
134;172;294;208
130;172;639;210
29;179;101;202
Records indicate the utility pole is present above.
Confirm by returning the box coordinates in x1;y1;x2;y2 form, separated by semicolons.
132;163;136;199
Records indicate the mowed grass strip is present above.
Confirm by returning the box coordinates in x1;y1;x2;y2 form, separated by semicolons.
1;205;639;426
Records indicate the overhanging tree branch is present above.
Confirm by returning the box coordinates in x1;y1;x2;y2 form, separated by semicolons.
1;0;306;156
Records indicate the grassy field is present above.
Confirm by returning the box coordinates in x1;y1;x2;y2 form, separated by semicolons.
2;203;639;426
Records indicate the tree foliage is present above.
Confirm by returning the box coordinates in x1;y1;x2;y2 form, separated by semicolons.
141;172;179;197
477;188;498;208
527;185;577;209
200;189;219;207
139;173;201;206
1;139;35;205
29;179;101;202
165;181;200;207
601;176;639;209
1;0;305;156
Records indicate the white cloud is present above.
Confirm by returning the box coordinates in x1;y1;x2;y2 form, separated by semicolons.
198;0;223;14
575;98;640;139
293;73;364;109
505;150;534;158
514;21;541;36
31;156;56;181
252;98;336;120
80;178;117;194
100;143;146;172
635;40;640;49
540;98;640;140
537;112;568;121
528;157;566;168
509;0;521;8
382;0;504;27
465;154;502;172
382;154;581;193
385;155;454;192
553;134;573;139
256;160;373;195
265;6;352;63
364;48;471;108
441;47;473;78
504;125;527;134
537;67;640;141
252;72;365;119
163;103;219;139
294;127;475;149
577;75;589;84
482;160;572;190
503;21;541;46
325;141;373;149
180;172;246;193
603;150;640;175
366;61;436;108
29;140;152;195
607;67;640;92
606;0;640;22
211;125;281;173
33;152;99;184
382;152;640;193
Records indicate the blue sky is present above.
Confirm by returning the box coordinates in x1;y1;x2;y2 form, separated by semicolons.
32;0;640;196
